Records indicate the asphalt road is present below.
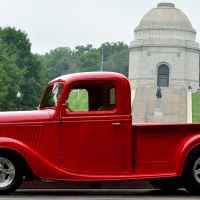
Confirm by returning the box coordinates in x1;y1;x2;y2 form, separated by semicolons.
0;189;198;200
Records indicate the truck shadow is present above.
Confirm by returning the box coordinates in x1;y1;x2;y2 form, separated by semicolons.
12;189;193;196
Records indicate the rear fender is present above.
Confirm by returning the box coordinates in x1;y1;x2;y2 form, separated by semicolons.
170;134;200;176
0;137;80;181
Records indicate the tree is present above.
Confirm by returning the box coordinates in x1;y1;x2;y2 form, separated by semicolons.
43;47;80;79
0;38;25;111
0;27;31;69
79;50;101;72
0;27;49;110
0;59;9;110
99;42;128;62
42;42;129;77
21;54;49;110
75;44;93;56
103;49;129;77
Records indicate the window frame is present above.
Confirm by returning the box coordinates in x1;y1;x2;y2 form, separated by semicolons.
62;80;121;116
40;82;64;109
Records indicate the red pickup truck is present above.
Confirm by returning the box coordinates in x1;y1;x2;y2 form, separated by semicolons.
0;72;200;194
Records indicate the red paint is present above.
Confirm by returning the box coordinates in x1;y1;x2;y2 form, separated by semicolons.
0;72;200;183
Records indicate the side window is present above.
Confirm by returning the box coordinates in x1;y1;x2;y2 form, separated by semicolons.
66;83;116;112
40;83;63;108
67;89;88;111
110;88;115;104
98;87;116;111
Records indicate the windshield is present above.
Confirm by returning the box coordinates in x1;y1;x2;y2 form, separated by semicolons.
40;83;64;109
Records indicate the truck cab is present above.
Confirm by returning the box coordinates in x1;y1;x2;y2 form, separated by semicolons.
40;72;132;173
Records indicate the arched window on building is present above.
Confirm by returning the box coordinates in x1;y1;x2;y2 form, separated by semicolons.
157;65;169;87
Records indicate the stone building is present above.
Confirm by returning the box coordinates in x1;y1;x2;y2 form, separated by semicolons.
129;3;200;90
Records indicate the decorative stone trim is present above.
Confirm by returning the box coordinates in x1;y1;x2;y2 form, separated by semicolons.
129;78;155;83
185;48;200;54
129;47;142;52
129;45;200;54
157;3;175;7
134;29;196;40
171;78;199;83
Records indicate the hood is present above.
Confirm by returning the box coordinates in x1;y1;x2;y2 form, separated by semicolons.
0;110;51;124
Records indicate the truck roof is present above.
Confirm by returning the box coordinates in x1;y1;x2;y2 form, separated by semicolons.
47;72;131;115
49;72;128;85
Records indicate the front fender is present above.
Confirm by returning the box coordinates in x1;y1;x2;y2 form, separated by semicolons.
170;134;200;176
0;137;80;181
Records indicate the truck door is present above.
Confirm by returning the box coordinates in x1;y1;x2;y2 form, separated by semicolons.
60;81;123;173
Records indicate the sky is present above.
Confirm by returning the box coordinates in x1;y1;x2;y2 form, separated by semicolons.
0;0;199;54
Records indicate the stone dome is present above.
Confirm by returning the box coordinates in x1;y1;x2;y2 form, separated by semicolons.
129;2;200;92
135;3;196;33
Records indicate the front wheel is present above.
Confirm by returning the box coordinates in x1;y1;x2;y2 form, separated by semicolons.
0;153;23;194
183;149;200;195
149;178;183;191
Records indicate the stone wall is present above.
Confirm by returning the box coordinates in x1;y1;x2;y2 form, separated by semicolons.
129;40;199;90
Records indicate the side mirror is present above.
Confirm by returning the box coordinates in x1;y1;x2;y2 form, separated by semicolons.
65;101;73;112
61;101;73;114
65;101;69;107
60;101;72;121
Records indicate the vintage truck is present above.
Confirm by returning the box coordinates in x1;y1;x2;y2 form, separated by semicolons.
0;72;200;194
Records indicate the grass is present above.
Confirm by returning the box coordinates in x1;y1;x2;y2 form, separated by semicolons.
68;89;88;111
192;92;200;122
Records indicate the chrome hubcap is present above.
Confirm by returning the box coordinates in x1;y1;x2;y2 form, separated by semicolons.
0;157;15;187
194;158;200;183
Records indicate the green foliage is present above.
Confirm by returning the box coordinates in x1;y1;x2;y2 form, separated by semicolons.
0;62;8;108
104;49;129;77
99;41;128;62
0;27;31;68
0;38;25;111
76;42;129;76
79;50;101;72
0;27;49;111
21;54;49;110
43;42;129;78
43;47;80;79
192;92;200;122
75;44;93;56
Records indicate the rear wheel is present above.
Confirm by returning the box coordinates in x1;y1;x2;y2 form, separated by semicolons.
184;149;200;195
149;178;183;191
0;152;23;194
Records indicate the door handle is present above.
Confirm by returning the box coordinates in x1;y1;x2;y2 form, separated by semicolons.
112;122;120;127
